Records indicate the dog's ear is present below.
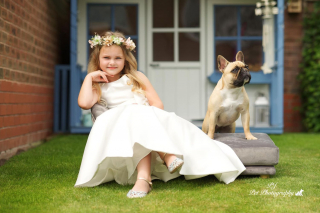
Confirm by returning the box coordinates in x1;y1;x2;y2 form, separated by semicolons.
236;51;244;63
217;55;229;73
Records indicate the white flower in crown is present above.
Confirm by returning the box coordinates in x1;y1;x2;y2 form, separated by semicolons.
125;37;136;51
113;37;124;45
89;34;103;48
93;35;102;45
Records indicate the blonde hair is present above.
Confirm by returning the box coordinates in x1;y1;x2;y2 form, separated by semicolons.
87;31;145;103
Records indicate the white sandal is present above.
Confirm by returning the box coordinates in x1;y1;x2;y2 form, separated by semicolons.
162;153;184;174
126;178;152;198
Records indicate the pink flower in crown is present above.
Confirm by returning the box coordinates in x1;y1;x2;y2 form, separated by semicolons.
88;40;94;48
125;37;136;51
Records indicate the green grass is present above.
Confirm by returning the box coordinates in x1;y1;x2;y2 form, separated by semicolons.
0;134;319;213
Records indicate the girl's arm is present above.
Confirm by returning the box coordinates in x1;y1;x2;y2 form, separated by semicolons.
78;75;99;110
78;71;110;109
136;71;164;110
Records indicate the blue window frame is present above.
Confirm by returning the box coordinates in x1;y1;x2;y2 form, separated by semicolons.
209;5;272;84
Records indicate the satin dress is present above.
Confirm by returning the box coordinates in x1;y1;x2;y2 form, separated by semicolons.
75;75;246;187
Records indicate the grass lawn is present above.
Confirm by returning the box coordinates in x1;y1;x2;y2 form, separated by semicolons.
0;134;319;213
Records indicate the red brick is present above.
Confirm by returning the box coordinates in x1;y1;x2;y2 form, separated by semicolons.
283;3;304;133
0;130;49;152
0;121;50;140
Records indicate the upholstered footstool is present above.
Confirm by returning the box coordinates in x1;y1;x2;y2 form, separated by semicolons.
214;133;279;178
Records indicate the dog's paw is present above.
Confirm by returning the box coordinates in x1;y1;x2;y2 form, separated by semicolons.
208;132;215;139
246;134;257;140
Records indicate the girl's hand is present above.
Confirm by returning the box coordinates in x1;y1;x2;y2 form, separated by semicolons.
89;70;114;83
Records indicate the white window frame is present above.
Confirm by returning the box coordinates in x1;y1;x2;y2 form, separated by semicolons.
146;0;205;68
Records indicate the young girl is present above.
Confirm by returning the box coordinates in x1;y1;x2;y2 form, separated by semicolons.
75;31;246;198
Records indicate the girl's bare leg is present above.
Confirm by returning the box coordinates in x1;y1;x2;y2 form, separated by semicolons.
157;152;178;167
131;152;178;192
132;153;152;192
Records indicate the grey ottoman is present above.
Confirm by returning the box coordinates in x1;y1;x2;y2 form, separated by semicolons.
214;133;279;178
91;100;108;123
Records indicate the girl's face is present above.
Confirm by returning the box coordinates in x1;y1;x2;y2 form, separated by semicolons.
99;45;125;81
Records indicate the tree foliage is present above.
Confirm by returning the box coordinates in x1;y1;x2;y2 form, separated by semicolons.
299;2;320;132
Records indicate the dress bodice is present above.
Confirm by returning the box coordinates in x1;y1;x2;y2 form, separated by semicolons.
100;75;149;109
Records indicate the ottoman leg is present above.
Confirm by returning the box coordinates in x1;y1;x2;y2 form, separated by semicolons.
241;166;276;176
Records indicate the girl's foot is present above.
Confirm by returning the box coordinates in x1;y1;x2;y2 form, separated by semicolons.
132;177;151;192
127;177;152;198
163;154;176;167
162;153;184;173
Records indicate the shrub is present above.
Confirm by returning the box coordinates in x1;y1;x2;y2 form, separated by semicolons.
299;2;320;132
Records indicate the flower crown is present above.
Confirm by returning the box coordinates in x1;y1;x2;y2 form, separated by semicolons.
88;34;136;51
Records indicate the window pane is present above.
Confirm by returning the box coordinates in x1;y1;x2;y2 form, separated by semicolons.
179;33;199;61
153;0;174;28
115;5;137;35
153;33;174;61
215;40;237;64
241;40;262;71
241;6;262;36
215;6;237;36
88;5;111;35
179;0;200;28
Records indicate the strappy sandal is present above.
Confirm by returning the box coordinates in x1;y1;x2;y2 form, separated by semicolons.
162;153;184;174
126;178;152;198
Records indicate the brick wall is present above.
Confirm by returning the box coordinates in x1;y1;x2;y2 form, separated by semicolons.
0;0;70;158
283;4;304;132
283;1;318;132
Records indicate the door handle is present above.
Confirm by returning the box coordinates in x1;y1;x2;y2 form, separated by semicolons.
150;63;160;67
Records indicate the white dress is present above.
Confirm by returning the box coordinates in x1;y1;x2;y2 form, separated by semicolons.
74;75;246;187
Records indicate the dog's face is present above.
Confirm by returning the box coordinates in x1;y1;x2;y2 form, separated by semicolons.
217;51;251;88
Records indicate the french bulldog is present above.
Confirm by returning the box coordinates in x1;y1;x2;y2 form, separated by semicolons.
202;51;257;140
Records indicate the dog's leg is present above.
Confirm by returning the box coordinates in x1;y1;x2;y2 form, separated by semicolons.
241;110;257;140
207;112;217;139
202;112;209;134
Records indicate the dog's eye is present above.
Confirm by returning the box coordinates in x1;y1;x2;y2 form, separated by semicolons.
245;65;249;69
231;67;239;73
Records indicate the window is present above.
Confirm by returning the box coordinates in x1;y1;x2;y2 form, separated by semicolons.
152;0;200;62
214;6;262;71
